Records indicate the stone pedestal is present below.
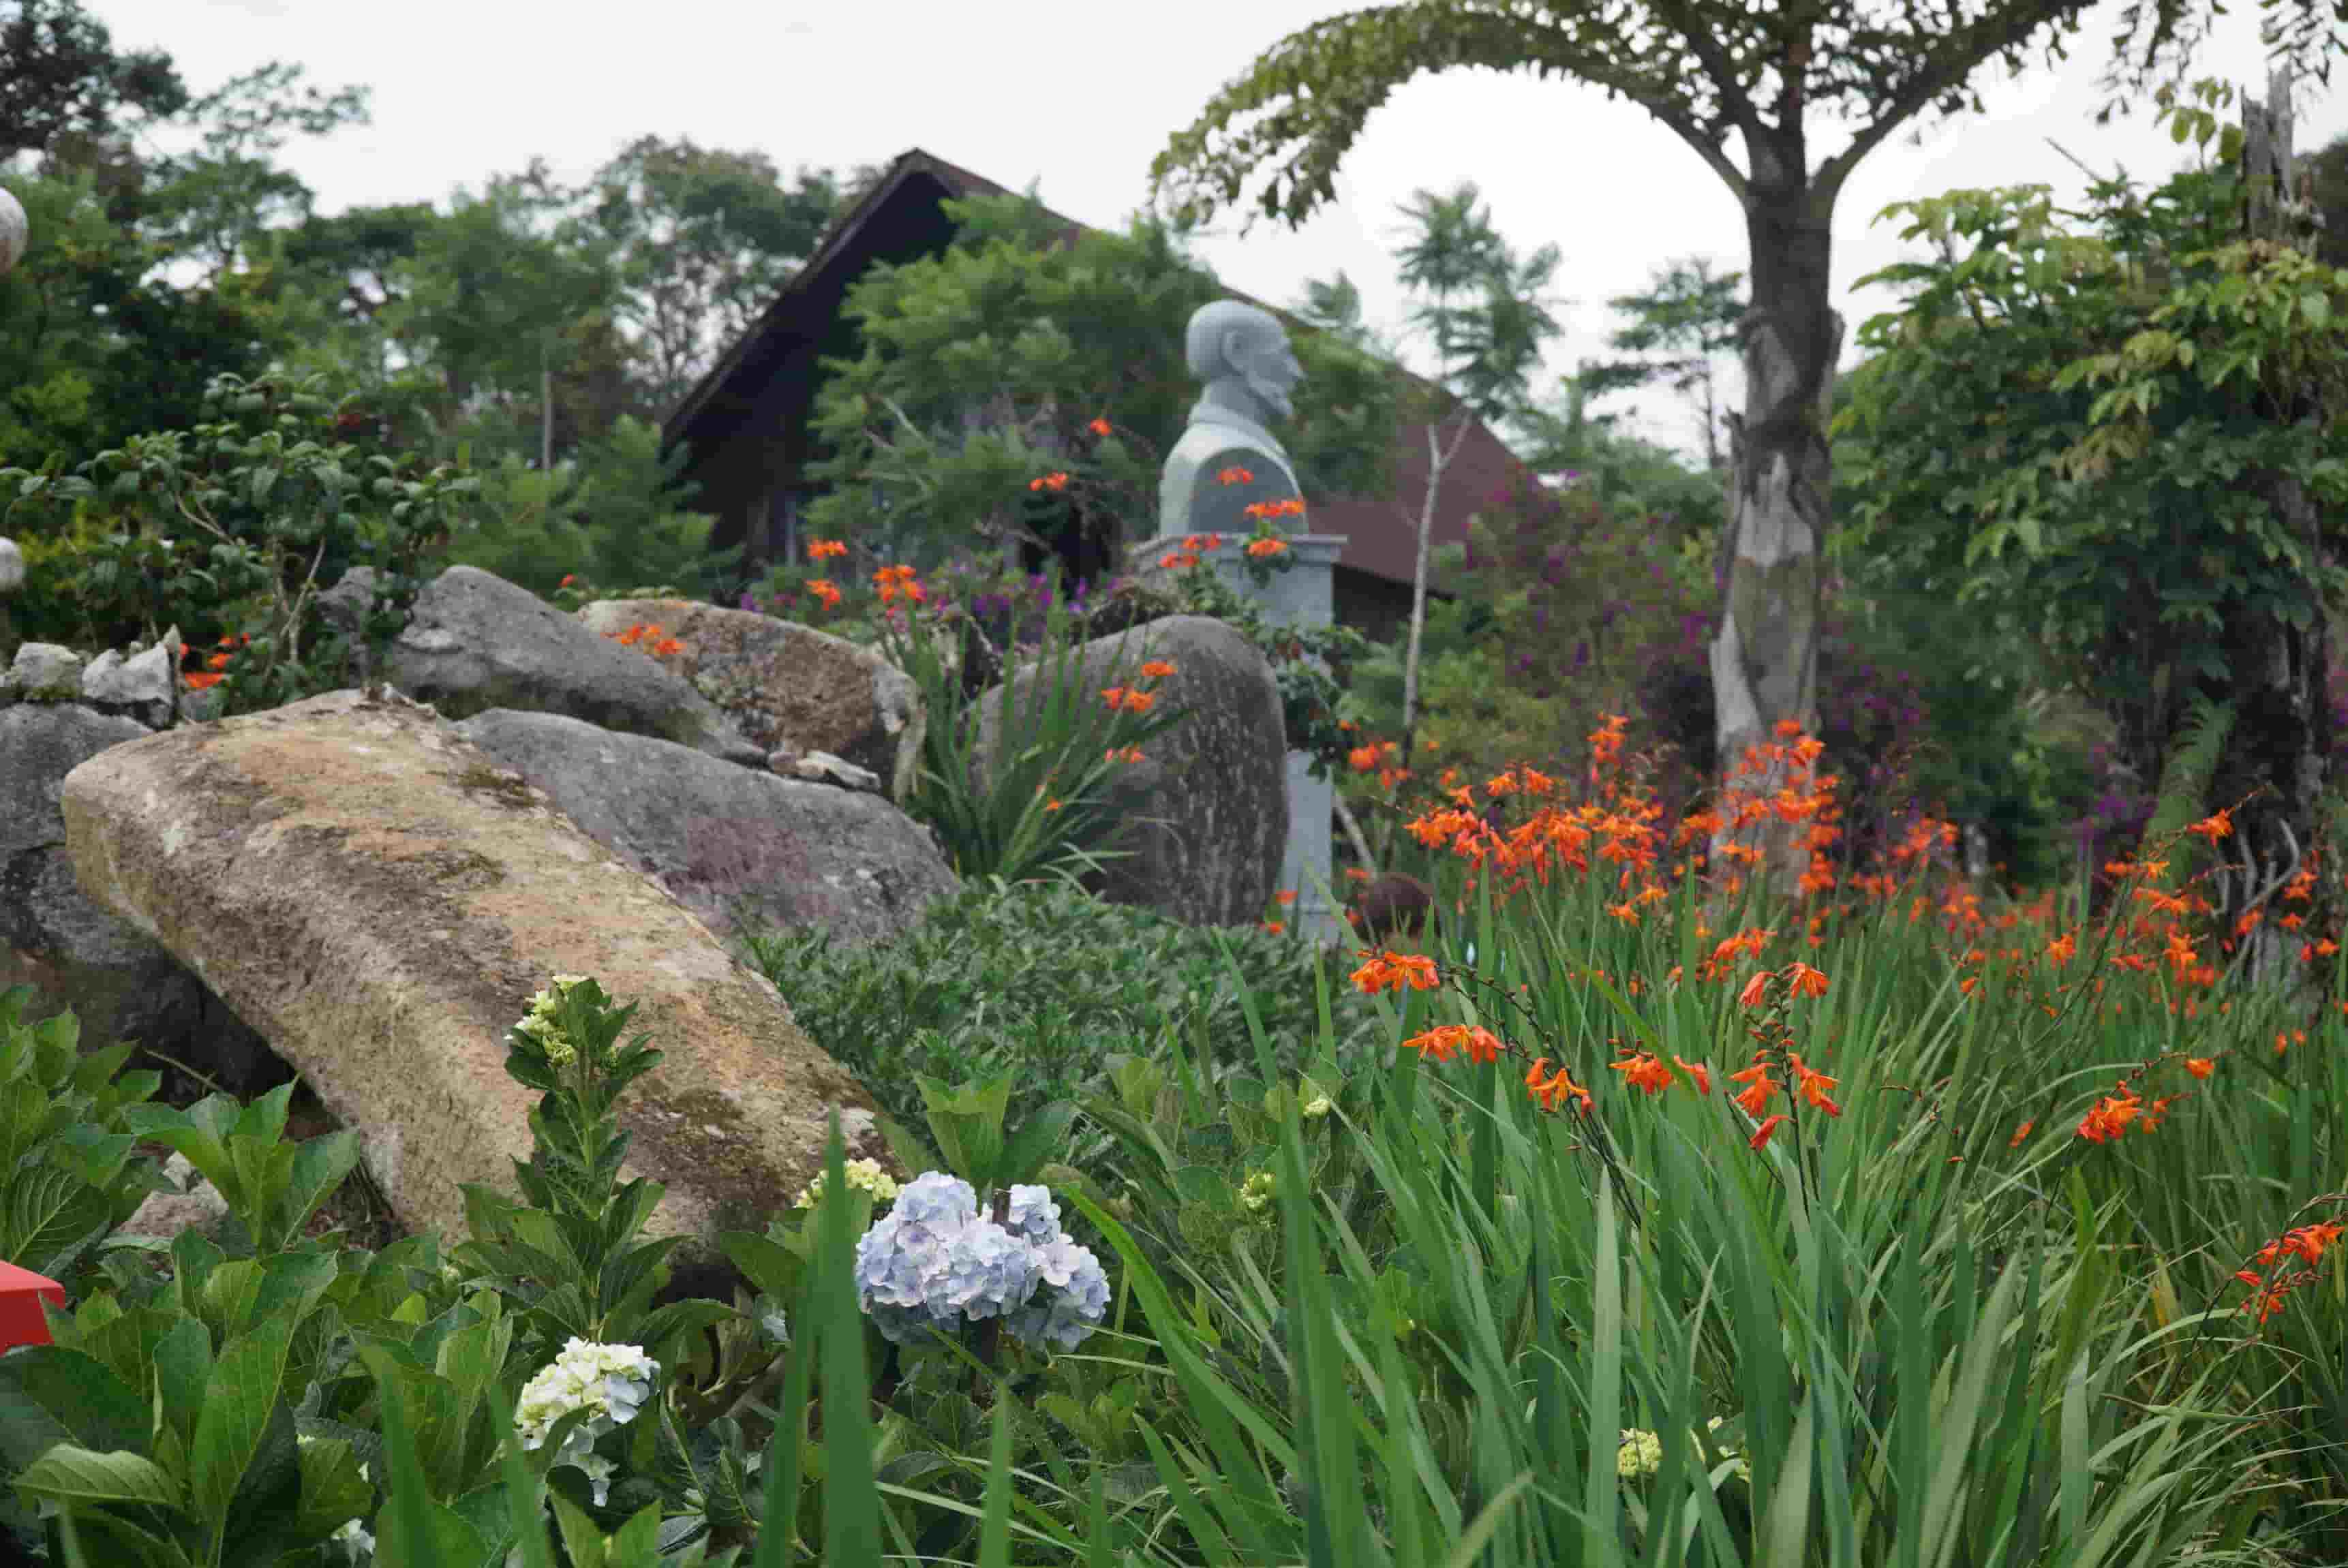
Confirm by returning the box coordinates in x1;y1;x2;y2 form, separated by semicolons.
1124;532;1348;945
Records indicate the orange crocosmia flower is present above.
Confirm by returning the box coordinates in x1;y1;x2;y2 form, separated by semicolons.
2184;1056;2214;1079
1262;921;1285;934
559;574;577;588
206;651;232;671
1749;1113;1788;1150
1275;889;1296;906
1784;1053;1842;1116
2076;1087;2144;1143
808;538;847;559
1728;1063;1780;1117
183;672;225;692
654;639;685;657
1738;972;1773;1009
2009;1119;2034;1148
1672;1056;1711;1094
1611;1052;1676;1095
1246;537;1288;558
1215;465;1255;486
1784;962;1830;998
1138;660;1177;679
1088;416;1112;435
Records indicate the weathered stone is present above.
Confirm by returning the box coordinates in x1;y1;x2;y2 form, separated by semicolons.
963;615;1285;928
59;688;900;1271
575;600;927;807
450;707;958;951
10;643;83;701
81;630;180;731
385;566;766;769
1;703;281;1094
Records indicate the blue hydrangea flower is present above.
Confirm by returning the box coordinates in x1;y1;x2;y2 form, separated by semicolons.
1003;1184;1063;1246
851;1172;1110;1351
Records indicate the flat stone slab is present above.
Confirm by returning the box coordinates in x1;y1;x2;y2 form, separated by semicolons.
57;688;896;1269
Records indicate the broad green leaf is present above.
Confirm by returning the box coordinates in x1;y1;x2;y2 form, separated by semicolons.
189;1312;294;1524
14;1445;179;1509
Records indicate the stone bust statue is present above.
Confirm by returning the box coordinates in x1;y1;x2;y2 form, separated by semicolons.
1157;300;1307;540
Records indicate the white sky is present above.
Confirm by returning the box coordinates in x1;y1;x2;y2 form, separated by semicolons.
78;0;2348;465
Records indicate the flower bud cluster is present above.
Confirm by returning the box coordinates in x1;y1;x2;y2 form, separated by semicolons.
514;1338;660;1506
794;1156;902;1210
851;1172;1111;1351
513;973;593;1066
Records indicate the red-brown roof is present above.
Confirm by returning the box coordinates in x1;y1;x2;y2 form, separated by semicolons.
665;147;1523;596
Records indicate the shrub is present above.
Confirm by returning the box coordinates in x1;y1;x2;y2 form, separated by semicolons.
732;877;1390;1135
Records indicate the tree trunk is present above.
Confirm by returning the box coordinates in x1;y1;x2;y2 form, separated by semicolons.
1706;196;1840;922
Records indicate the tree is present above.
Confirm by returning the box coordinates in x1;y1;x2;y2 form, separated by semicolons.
1579;256;1748;474
581;136;848;414
1142;0;2347;913
0;0;186;164
1308;181;1566;860
1830;79;2348;1016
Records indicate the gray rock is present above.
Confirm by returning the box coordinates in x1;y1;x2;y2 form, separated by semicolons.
0;703;281;1094
964;615;1285;928
10;643;83;701
82;632;180;730
387;566;766;768
453;707;959;952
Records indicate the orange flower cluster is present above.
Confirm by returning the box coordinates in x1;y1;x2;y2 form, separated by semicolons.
1403;1023;1505;1065
605;624;686;658
807;538;848;559
872;564;924;606
2233;1218;2345;1324
2073;1080;2186;1142
183;632;250;692
1157;532;1224;570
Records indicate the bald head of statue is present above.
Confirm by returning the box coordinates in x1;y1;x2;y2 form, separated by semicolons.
1184;300;1304;425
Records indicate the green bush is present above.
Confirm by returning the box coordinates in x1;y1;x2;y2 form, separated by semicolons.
733;877;1391;1135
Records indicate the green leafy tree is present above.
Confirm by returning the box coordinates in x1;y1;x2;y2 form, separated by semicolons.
1831;80;2348;1007
1143;0;2348;910
581;135;847;415
0;0;187;162
1301;181;1567;861
1579;255;1748;475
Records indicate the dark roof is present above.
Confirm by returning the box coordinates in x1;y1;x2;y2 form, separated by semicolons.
662;146;1527;593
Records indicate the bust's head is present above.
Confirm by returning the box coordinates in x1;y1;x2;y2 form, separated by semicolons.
1185;300;1303;424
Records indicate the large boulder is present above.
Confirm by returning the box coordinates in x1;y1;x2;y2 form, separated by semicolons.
575;600;928;807
450;707;959;951
962;615;1285;928
384;566;765;769
0;702;279;1093
58;687;900;1271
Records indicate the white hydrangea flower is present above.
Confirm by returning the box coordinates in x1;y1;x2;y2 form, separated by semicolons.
513;1338;660;1507
793;1157;902;1210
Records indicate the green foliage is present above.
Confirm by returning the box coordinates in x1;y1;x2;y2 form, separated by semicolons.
0;368;480;712
436;415;737;605
0;987;181;1292
119;1082;356;1259
1832;95;2348;797
734;877;1390;1137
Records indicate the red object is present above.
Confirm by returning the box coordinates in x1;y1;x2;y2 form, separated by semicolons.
0;1260;66;1349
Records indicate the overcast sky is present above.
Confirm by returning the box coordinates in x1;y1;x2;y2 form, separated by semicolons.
77;0;2348;465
